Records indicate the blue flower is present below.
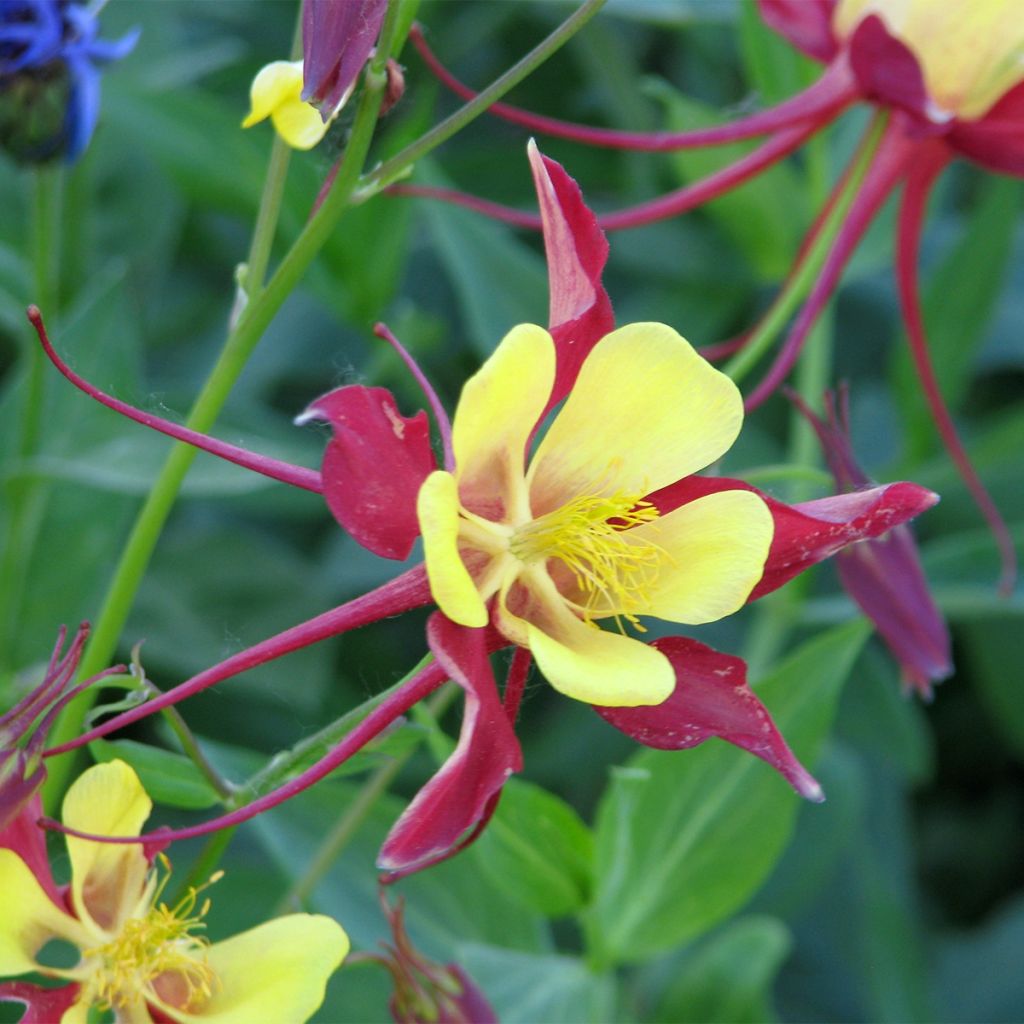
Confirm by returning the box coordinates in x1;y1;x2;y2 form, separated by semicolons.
0;0;137;162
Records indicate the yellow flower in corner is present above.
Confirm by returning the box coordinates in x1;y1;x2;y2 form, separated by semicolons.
0;760;349;1023
241;59;341;149
418;322;774;709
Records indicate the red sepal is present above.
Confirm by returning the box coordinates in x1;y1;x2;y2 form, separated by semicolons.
0;982;81;1023
595;637;822;800
303;386;437;560
377;614;523;879
648;475;939;600
950;79;1024;177
757;0;839;63
528;146;615;413
847;15;938;130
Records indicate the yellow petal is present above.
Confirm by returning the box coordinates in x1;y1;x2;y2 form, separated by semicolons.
512;571;675;706
63;760;152;934
630;490;773;623
0;850;90;976
452;323;555;520
418;470;489;627
834;0;1024;119
242;60;304;128
270;97;331;150
158;915;349;1024
527;323;743;516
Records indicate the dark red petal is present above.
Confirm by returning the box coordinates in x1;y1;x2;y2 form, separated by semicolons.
528;146;615;412
302;385;437;560
846;15;939;129
837;526;952;698
595;637;822;800
949;80;1024;178
377;614;523;880
757;0;839;63
648;475;939;600
0;982;81;1023
301;0;386;113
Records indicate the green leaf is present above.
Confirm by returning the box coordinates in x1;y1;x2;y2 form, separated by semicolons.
737;1;818;104
90;738;221;810
473;778;595;918
958;614;1024;757
457;943;618;1024
586;619;870;964
652;916;792;1024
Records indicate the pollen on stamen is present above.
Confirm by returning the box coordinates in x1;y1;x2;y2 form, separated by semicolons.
84;858;223;1012
510;490;666;625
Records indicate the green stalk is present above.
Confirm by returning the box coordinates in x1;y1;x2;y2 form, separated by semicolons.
724;116;887;385
42;0;608;804
0;167;63;676
743;127;850;680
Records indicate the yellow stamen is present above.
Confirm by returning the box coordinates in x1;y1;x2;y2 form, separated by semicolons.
84;857;222;1012
510;491;663;625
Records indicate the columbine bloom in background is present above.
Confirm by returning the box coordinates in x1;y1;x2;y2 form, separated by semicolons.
242;0;386;149
360;893;496;1024
0;0;137;162
789;386;952;698
0;759;349;1024
407;0;1022;592
0;623;124;830
29;146;937;879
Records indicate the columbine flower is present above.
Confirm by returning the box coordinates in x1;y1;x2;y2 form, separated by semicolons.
28;146;938;879
415;319;771;706
788;386;952;698
242;0;386;149
0;0;137;162
0;759;349;1024
406;0;1022;591
359;892;496;1024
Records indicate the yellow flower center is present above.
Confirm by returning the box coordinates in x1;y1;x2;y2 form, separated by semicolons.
510;490;663;625
83;861;221;1012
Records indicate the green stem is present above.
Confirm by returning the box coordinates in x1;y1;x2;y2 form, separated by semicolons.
160;703;237;803
0;168;63;677
724;116;887;385
360;0;608;193
744;130;847;680
274;682;459;914
173;826;237;906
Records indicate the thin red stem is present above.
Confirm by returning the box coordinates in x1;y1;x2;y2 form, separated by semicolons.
896;154;1018;594
410;24;856;150
744;124;913;410
28;306;324;495
42;658;449;845
44;566;433;756
390;121;820;233
374;322;454;471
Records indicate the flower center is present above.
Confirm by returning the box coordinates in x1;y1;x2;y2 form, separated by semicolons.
83;861;221;1013
510;490;663;623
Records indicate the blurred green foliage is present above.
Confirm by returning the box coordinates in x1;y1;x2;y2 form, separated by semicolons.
1;2;1022;1022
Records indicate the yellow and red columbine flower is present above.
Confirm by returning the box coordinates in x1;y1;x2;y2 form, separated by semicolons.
0;760;348;1024
417;320;772;707
29;147;939;881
